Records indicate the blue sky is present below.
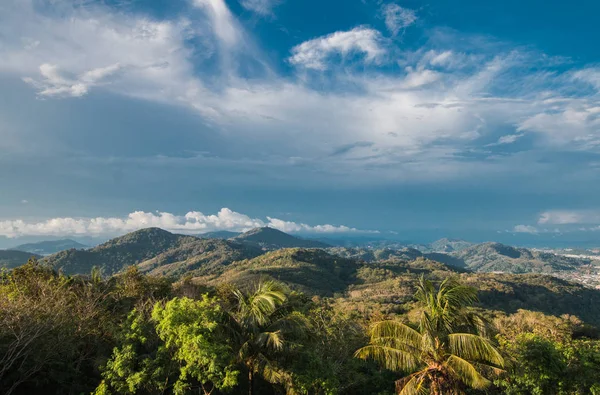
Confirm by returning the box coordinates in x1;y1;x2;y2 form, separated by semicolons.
0;0;599;245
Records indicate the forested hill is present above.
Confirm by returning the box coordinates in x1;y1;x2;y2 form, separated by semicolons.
38;227;594;280
0;250;41;269
231;227;331;249
42;227;199;275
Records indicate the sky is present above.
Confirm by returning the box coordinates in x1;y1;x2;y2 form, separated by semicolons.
0;0;599;246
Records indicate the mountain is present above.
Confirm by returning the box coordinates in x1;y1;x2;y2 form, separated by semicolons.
232;227;330;249
13;239;88;255
198;230;241;239
42;228;198;275
137;238;262;278
0;250;42;269
428;238;473;253
431;242;591;273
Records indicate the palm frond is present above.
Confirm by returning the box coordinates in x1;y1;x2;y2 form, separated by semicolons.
255;353;283;384
233;280;288;327
396;371;428;395
448;333;504;367
354;345;422;372
445;355;491;390
256;330;284;351
268;311;309;337
370;320;422;349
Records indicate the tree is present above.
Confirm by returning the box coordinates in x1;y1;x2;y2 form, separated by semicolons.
96;296;239;395
355;276;504;394
153;296;239;394
225;280;305;395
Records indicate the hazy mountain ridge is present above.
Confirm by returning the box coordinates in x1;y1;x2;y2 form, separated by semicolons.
198;230;241;239
427;238;473;253
13;239;88;255
441;242;592;273
27;228;596;295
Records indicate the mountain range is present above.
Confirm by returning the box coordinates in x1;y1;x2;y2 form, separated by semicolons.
41;227;329;275
0;227;587;291
12;239;88;255
0;226;597;327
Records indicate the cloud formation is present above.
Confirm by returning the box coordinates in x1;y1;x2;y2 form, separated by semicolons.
538;210;600;225
512;224;538;233
0;0;599;188
0;208;374;238
382;3;417;36
239;0;281;16
288;27;386;70
23;63;121;97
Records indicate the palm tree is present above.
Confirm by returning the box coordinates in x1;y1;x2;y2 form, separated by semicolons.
355;276;504;394
225;280;304;395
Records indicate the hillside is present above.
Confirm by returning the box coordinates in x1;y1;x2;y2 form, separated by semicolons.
0;250;42;269
200;248;359;295
327;246;424;262
42;228;198;275
137;238;262;278
13;239;88;255
343;263;600;326
232;227;330;249
430;242;590;273
428;238;473;253
186;248;600;327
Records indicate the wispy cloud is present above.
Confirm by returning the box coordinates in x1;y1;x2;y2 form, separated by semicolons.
239;0;282;16
538;210;600;225
487;133;523;146
288;27;386;70
1;0;599;186
0;208;375;238
23;63;121;98
382;3;417;36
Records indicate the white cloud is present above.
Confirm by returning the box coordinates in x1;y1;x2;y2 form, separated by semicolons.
517;104;600;146
288;27;386;70
486;133;523;146
573;67;600;90
193;0;241;46
0;208;374;238
240;0;281;16
537;210;600;225
1;0;599;185
382;3;417;36
266;217;379;234
512;224;538;233
428;50;453;66
22;63;121;97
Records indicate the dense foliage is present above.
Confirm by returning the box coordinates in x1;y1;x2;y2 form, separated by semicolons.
1;254;600;394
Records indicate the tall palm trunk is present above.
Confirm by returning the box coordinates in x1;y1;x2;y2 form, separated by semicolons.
248;369;254;395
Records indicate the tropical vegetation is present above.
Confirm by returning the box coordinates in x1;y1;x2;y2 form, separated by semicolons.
1;244;600;394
